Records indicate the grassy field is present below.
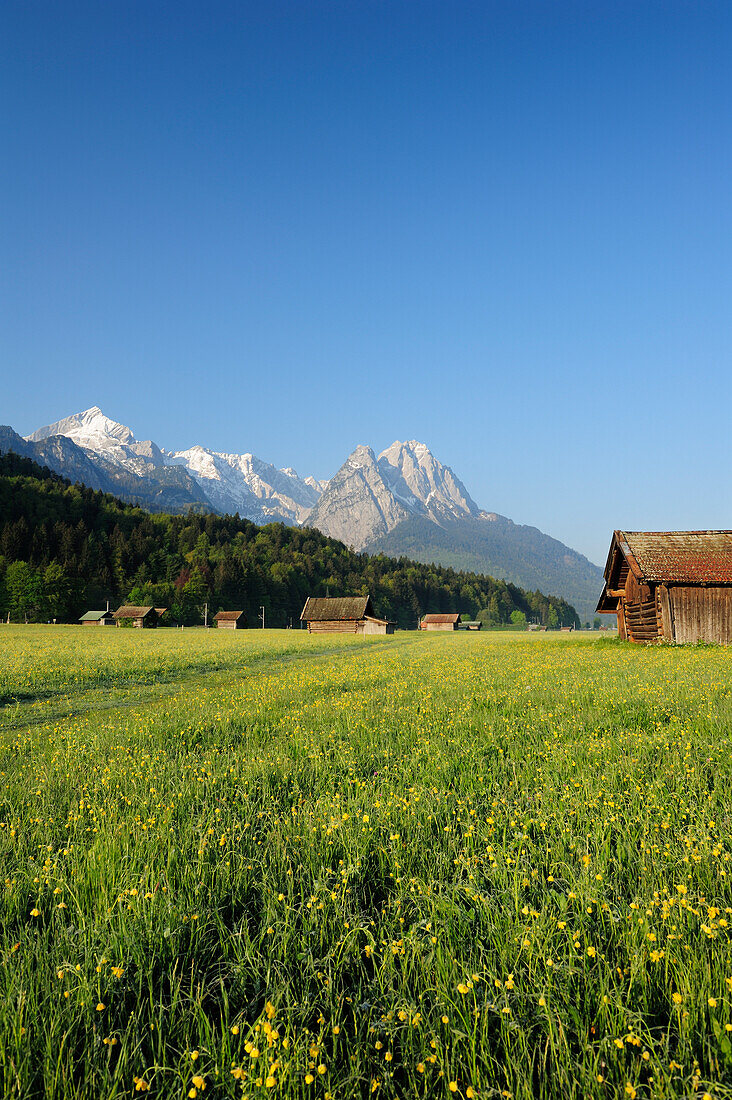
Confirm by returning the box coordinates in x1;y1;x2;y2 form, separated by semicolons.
2;626;732;1099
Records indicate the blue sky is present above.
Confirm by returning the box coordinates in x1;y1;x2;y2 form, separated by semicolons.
2;1;730;564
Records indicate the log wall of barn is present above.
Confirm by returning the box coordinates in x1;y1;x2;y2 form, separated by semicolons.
622;572;660;643
623;597;660;643
669;588;732;644
307;621;361;634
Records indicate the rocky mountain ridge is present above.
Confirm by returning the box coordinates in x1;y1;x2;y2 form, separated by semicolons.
2;406;604;619
25;407;322;523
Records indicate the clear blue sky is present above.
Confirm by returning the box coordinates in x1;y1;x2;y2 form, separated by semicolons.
2;1;730;564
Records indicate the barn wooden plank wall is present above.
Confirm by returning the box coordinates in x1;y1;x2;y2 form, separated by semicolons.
670;588;732;644
307;621;361;634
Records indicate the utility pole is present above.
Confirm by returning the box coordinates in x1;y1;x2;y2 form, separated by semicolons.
204;602;208;628
259;605;265;630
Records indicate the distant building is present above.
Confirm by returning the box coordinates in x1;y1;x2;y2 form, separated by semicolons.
79;610;115;626
597;530;732;644
214;610;247;630
113;606;158;629
300;596;394;635
459;620;482;631
420;613;460;631
154;608;168;622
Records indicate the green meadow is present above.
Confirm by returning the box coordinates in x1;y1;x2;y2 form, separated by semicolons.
1;626;732;1099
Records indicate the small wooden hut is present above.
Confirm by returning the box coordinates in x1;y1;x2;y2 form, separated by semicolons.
300;596;394;635
113;605;158;629
459;620;482;631
597;530;732;644
214;610;247;630
420;613;460;631
79;610;115;626
155;608;168;623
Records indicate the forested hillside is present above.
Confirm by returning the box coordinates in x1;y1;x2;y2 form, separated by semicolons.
0;452;578;628
369;513;603;624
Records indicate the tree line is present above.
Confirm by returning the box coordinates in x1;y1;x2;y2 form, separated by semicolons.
0;452;579;628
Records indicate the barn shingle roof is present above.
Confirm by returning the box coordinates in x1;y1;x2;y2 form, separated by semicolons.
301;596;374;622
421;613;460;624
214;610;247;621
611;531;732;585
113;606;156;619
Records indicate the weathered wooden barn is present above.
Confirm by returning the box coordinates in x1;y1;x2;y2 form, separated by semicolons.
300;596;394;635
459;620;482;631
214;610;247;630
420;613;460;631
596;530;732;644
79;610;115;626
113;605;158;629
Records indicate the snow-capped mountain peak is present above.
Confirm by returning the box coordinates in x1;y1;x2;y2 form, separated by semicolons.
27;406;136;449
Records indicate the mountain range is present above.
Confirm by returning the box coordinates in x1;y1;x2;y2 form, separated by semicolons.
1;407;603;620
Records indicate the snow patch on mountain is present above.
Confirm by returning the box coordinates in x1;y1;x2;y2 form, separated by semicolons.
165;446;320;522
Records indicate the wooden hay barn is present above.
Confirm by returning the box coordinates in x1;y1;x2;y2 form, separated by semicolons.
113;605;158;629
214;610;247;630
420;613;460;631
597;530;732;644
459;620;482;631
300;596;394;635
79;610;115;626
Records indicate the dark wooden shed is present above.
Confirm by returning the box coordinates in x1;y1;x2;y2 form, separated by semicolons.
597;530;732;644
420;613;460;631
214;610;247;630
300;596;394;635
113;605;158;629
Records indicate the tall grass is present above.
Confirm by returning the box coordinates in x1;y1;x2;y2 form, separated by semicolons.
1;626;732;1098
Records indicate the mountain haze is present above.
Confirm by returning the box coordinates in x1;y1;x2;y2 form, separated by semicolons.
6;406;604;618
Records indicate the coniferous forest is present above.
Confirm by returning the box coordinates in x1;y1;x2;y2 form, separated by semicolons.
0;452;578;628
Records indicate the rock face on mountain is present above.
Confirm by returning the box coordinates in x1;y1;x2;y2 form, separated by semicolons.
0;426;114;492
307;440;479;549
378;440;479;524
15;406;605;617
305;445;412;548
